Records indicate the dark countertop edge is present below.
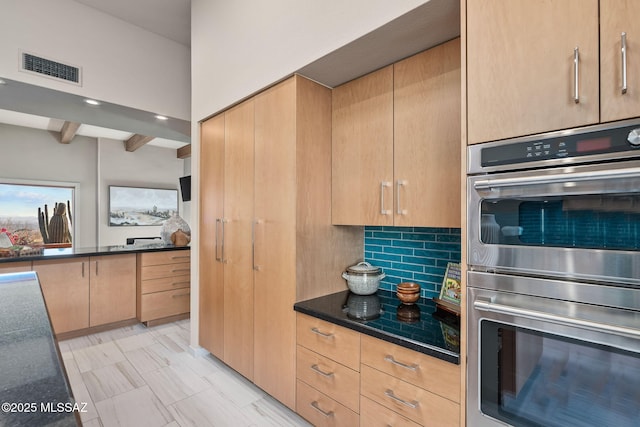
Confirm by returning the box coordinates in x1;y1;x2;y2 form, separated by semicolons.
0;244;190;264
294;304;460;365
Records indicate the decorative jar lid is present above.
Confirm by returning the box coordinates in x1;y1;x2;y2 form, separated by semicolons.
346;261;382;275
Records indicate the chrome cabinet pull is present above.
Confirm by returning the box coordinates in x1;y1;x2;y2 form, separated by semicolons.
95;260;98;276
384;389;419;409
171;268;190;273
171;281;190;286
170;255;190;260
384;355;418;371
172;291;190;298
81;262;85;278
622;32;628;94
310;401;334;417
574;47;580;103
221;218;226;263
310;327;334;338
252;219;262;271
474;299;640;339
396;180;407;215
310;364;334;378
380;181;391;215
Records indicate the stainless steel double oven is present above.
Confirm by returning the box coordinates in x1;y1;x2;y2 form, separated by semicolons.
467;119;640;427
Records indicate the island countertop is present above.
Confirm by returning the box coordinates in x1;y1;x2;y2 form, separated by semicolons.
0;272;80;426
0;243;190;264
294;289;460;364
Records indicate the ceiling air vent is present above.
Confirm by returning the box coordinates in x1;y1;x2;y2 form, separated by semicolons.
21;53;81;85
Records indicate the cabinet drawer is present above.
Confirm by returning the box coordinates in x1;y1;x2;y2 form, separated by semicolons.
360;396;421;427
140;274;190;294
140;262;190;281
139;288;190;322
296;313;360;371
139;250;191;267
361;365;459;427
0;261;32;273
296;345;359;413
361;334;460;403
296;379;359;427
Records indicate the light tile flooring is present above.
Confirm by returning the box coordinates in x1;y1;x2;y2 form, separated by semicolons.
58;319;311;427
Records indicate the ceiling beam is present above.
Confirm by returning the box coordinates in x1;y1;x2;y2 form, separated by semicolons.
59;121;80;144
177;144;191;159
124;134;154;152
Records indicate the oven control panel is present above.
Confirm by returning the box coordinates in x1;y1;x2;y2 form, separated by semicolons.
480;124;640;168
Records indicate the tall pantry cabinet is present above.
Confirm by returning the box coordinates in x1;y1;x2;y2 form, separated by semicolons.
199;75;363;410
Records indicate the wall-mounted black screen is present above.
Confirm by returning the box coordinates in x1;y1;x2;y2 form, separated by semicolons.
179;175;191;202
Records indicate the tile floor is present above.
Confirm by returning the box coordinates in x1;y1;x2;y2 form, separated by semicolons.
58;319;311;427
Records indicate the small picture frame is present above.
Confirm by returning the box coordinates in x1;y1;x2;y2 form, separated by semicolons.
439;262;462;305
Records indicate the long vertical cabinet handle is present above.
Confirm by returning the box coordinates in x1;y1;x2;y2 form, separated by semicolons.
380;181;391;215
81;261;85;278
252;219;262;271
574;47;580;103
220;218;226;263
215;218;222;262
396;180;407;215
622;32;628;94
95;260;98;276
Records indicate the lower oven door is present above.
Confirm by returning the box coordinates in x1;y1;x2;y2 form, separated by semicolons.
467;276;640;427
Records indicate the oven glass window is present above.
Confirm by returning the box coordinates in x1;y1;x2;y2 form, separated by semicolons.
480;320;640;427
480;195;640;250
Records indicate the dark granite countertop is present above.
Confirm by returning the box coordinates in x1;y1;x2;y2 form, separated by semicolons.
0;272;80;426
0;243;190;264
294;289;460;364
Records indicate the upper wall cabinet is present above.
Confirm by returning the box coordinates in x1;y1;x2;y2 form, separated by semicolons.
468;1;640;145
332;38;461;227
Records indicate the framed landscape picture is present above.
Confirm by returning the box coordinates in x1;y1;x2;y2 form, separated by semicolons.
109;186;178;226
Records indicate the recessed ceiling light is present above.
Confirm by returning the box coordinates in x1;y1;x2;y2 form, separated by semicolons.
84;99;100;106
155;115;168;121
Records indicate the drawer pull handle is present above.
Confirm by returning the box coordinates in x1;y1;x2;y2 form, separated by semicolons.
310;401;334;418
171;255;190;260
310;364;334;378
172;292;190;298
384;355;418;371
171;268;190;273
384;389;419;409
171;281;190;286
310;327;334;338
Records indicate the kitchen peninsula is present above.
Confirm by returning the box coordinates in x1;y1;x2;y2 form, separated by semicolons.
0;244;190;337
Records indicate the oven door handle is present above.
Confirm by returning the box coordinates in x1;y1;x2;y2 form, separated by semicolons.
473;167;640;190
474;299;640;339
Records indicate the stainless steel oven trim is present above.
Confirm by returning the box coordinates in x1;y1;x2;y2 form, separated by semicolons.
467;159;640;286
468;117;640;175
467;282;640;427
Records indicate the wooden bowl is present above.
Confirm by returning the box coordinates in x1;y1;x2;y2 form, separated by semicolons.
397;282;421;293
396;291;420;305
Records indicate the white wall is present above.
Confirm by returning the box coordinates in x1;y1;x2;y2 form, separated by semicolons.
0;123;186;247
0;0;190;120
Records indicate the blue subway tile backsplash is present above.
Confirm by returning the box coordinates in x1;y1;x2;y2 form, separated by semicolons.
364;226;461;300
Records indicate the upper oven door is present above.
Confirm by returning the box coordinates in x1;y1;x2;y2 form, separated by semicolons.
468;159;640;286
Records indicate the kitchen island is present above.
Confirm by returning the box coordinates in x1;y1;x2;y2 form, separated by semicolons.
0;272;80;426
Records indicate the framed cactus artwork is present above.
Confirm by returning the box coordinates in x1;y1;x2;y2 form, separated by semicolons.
109;186;178;226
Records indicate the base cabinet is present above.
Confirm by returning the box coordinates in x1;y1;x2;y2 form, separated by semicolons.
89;254;136;327
0;261;32;274
295;313;461;426
137;250;190;323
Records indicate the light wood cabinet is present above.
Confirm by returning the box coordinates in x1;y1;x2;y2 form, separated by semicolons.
467;1;640;144
0;261;32;273
137;250;191;323
199;76;363;410
332;39;461;227
33;258;90;334
295;313;461;426
600;0;640;122
90;254;136;327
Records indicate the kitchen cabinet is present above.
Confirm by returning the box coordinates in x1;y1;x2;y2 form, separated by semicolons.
90;254;136;326
33;258;89;334
600;0;640;123
0;261;31;273
137;250;190;324
295;313;461;426
35;254;137;334
199;76;362;410
332;39;461;227
467;0;640;144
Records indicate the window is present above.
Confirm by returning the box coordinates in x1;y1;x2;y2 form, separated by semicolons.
0;183;75;247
